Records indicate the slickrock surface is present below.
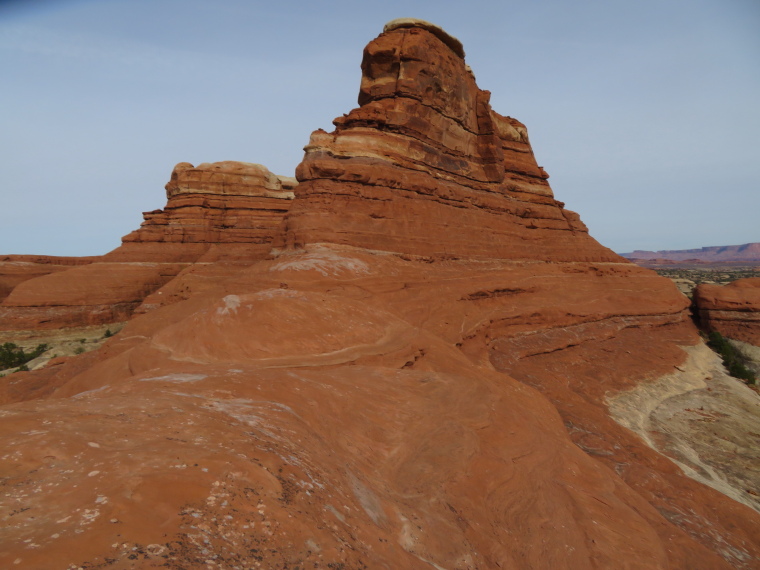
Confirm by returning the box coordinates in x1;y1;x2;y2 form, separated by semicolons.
0;263;186;331
609;343;760;513
1;19;759;570
0;256;98;302
694;278;760;345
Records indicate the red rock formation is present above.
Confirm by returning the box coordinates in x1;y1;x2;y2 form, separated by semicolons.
112;161;295;263
0;162;295;332
0;254;98;266
277;20;617;262
1;19;759;570
0;262;186;330
0;256;97;302
694;277;760;345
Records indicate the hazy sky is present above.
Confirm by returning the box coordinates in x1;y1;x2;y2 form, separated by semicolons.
2;0;758;256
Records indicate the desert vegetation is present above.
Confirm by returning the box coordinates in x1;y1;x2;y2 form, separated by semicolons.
652;267;760;298
655;267;760;285
706;331;756;385
0;342;48;372
654;267;760;286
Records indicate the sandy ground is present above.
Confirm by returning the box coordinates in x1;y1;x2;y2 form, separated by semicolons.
609;342;760;512
0;323;126;375
731;339;760;376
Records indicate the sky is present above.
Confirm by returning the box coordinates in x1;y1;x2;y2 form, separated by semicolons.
1;0;758;256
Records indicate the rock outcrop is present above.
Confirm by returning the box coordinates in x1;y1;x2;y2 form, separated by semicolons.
0;162;295;332
114;161;295;262
694;277;760;345
0;255;97;303
1;19;759;570
277;20;617;262
0;262;186;330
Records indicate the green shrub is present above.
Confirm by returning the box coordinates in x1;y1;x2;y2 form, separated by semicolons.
104;329;113;338
0;343;48;370
707;331;756;385
74;346;85;355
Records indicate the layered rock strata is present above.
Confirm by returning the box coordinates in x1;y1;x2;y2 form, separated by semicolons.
277;20;617;262
112;161;295;262
0;162;295;331
1;19;759;570
694;278;760;345
0;255;97;302
0;262;185;330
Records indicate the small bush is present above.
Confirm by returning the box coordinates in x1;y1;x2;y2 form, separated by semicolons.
74;346;85;355
104;329;113;338
707;331;756;385
0;342;48;370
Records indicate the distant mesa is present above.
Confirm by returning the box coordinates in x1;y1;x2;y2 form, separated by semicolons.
622;242;760;263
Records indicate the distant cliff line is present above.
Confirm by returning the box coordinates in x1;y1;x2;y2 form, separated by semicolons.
622;242;760;262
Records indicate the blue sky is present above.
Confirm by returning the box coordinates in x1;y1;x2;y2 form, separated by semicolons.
1;0;758;255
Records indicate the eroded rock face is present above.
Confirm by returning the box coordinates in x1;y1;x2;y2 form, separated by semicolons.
1;19;759;570
0;263;186;330
694;278;760;345
277;22;616;262
0;256;97;303
0;163;295;332
115;161;295;262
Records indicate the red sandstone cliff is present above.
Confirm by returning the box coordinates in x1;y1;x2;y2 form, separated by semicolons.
278;20;616;262
113;160;296;262
0;162;294;331
694;277;760;345
0;255;98;303
1;18;758;570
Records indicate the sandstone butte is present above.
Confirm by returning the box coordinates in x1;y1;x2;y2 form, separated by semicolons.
1;19;759;570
